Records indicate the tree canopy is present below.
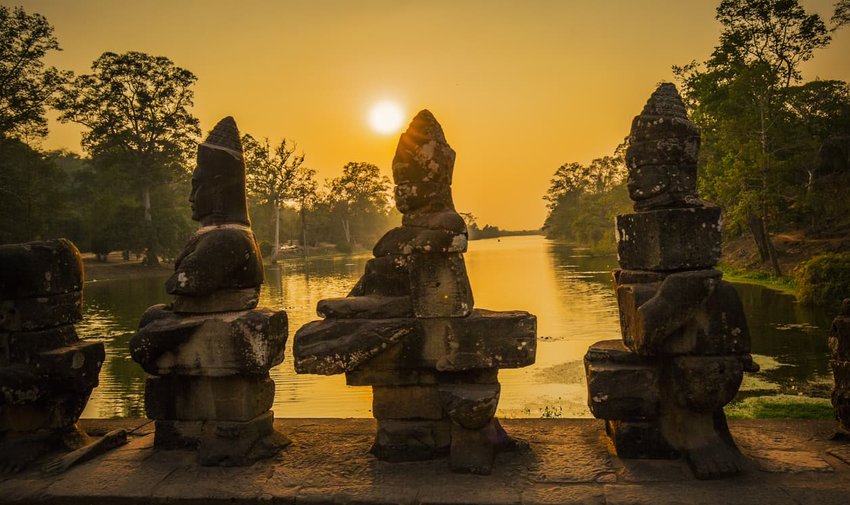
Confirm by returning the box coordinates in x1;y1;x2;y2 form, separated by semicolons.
0;6;69;139
55;51;200;264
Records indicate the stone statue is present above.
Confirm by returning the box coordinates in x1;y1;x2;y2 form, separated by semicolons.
130;117;289;466
830;299;850;437
584;84;758;479
293;110;537;474
0;239;104;472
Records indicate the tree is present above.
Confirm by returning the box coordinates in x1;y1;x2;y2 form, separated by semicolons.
55;51;200;265
0;6;69;140
243;135;307;262
834;0;850;29
542;144;630;250
675;0;832;276
325;162;391;247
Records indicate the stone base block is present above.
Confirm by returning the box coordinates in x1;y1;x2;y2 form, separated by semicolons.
346;367;497;387
605;420;678;459
833;389;850;431
0;291;82;332
670;355;744;412
145;375;275;421
616;207;722;271
34;340;104;392
131;308;287;376
0;391;91;432
1;324;78;363
154;411;290;466
372;385;443;420
371;418;451;462
439;383;500;429
584;340;659;420
830;312;850;360
449;420;497;475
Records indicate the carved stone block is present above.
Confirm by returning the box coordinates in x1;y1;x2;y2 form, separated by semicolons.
616;207;722;271
372;385;443;420
317;295;412;319
131;308;287;376
409;254;473;318
584;340;660;420
145;375;275;421
372;418;451;461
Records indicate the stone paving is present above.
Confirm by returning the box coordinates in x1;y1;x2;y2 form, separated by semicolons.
2;418;850;504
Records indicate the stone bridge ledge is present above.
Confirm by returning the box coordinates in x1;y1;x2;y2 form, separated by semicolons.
2;418;848;505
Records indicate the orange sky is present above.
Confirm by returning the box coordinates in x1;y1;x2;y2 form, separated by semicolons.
18;0;850;229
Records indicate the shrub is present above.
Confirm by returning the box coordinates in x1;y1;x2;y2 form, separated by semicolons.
794;252;850;307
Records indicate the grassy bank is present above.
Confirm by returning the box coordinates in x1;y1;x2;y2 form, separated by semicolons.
719;264;797;295
726;395;833;420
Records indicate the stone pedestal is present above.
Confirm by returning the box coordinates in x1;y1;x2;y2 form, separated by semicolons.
0;239;105;471
830;300;850;437
129;116;290;466
294;110;536;474
131;301;290;466
584;83;756;480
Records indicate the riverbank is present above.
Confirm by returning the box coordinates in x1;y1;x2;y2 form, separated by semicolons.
82;254;172;283
2;418;848;505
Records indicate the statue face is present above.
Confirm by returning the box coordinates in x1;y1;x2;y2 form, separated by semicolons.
627;166;670;202
189;171;217;222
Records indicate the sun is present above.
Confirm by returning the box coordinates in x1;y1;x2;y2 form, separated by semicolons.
368;101;405;135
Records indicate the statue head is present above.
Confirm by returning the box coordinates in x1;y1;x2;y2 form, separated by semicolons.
190;116;251;226
625;83;701;210
391;110;456;214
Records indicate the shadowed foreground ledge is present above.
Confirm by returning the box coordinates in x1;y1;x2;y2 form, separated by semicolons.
2;418;850;505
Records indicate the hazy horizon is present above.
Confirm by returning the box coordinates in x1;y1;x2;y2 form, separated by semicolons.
17;0;850;229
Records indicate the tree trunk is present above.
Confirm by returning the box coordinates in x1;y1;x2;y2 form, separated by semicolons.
301;205;308;264
272;199;280;264
762;218;783;277
747;215;769;262
142;185;159;267
342;218;351;245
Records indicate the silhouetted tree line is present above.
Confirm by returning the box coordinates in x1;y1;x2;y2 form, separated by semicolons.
0;5;396;261
544;0;850;267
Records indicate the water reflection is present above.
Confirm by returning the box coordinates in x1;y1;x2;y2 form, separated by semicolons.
79;236;833;419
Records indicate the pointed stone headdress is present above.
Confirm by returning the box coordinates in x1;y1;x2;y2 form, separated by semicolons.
194;116;250;226
201;116;243;160
624;83;701;210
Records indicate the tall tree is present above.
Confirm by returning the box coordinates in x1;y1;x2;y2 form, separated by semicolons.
326;162;391;247
243;134;308;262
675;0;831;276
55;51;200;265
0;6;68;140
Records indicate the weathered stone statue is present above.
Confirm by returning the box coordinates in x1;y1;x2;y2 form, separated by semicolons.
584;83;758;479
830;299;850;437
293;110;536;474
130;117;289;466
0;239;105;472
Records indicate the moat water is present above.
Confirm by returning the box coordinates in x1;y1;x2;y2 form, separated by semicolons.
79;235;834;419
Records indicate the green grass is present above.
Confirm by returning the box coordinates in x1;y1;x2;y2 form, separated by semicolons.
725;395;833;420
718;264;796;294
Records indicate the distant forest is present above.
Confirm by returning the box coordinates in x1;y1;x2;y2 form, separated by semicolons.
543;0;850;275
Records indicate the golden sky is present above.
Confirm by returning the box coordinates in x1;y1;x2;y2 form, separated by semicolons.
18;0;850;229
